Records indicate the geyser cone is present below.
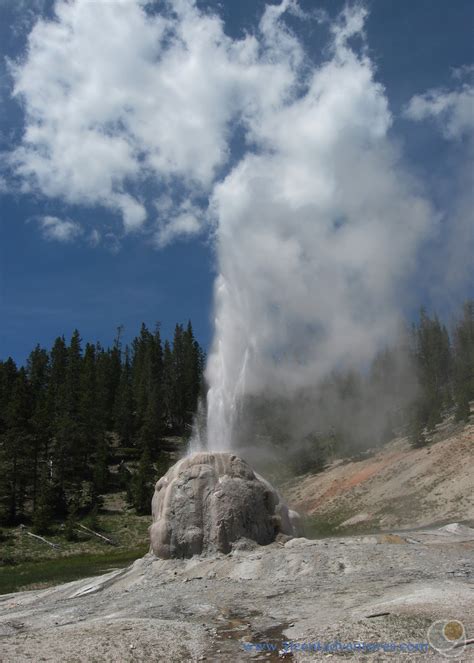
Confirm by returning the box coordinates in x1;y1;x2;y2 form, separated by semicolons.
150;452;299;559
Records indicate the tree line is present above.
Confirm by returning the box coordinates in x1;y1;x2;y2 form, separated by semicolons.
0;322;205;529
1;300;472;529
410;300;473;446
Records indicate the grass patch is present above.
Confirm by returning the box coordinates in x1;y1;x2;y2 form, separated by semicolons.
0;546;148;595
0;492;152;595
302;508;383;538
1;498;150;565
302;510;351;538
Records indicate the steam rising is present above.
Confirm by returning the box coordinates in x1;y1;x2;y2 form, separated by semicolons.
202;5;433;451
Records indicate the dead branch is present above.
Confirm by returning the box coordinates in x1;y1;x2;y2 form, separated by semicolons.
19;525;61;549
78;523;116;545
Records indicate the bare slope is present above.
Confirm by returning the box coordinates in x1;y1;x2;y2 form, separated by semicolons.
284;421;474;533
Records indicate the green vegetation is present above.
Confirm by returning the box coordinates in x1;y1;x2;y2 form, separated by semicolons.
410;301;474;446
0;501;150;594
453;301;474;422
0;321;204;528
301;509;369;538
0;318;204;595
0;547;148;595
302;514;345;539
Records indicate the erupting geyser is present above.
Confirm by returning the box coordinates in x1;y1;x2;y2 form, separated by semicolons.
150;452;299;559
187;3;435;456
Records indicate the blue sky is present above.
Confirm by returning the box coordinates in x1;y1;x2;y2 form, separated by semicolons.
0;0;473;365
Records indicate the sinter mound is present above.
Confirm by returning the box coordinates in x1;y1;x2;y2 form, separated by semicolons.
150;452;299;558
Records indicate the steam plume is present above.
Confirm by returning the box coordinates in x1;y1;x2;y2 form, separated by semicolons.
202;4;433;451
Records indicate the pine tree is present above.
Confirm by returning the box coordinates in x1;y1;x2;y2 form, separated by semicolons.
172;323;186;429
27;345;50;510
453;300;474;421
108;327;123;429
130;447;155;514
132;323;153;431
79;343;100;468
47;337;68;428
413;309;453;431
0;359;19;524
409;408;428;449
66;330;82;416
95;343;111;434
64;505;78;541
182;321;204;430
115;346;134;446
92;437;109;498
2;369;33;523
138;325;164;451
0;358;19;435
162;339;174;432
32;465;54;534
59;330;84;504
47;336;69;514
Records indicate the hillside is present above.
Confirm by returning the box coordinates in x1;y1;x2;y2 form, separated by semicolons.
284;418;474;535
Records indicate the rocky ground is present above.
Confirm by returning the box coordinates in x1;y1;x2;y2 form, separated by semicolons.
1;523;473;662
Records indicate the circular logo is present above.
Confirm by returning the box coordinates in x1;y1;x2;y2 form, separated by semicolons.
427;620;466;658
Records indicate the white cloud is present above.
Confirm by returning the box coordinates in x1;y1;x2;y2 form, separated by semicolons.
404;68;474;295
155;202;204;247
114;194;147;232
404;79;474;139
37;215;82;242
155;212;201;248
9;0;296;233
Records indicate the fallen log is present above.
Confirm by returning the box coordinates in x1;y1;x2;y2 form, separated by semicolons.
19;525;61;549
78;523;116;545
